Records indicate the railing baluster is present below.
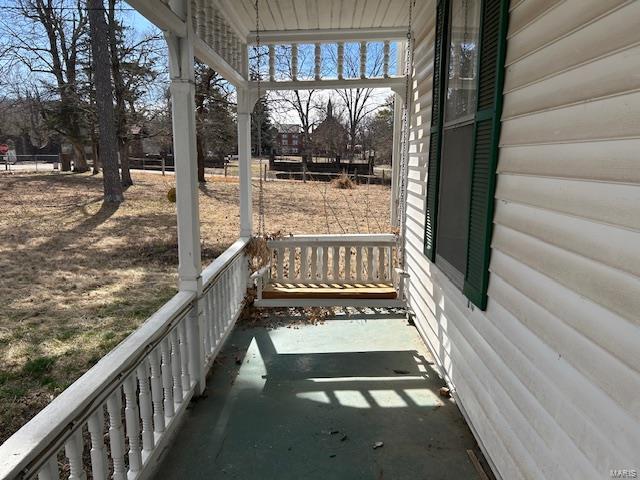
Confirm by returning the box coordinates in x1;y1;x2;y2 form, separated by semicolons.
360;41;367;78
64;428;85;480
372;247;378;281
367;246;374;282
231;262;237;313
291;43;298;80
208;288;216;350
161;338;175;419
123;374;143;476
214;10;222;51
378;247;384;282
383;40;390;78
178;321;191;390
345;246;352;282
196;0;205;40
315;42;321;80
356;246;363;282
149;348;165;434
170;328;184;405
288;247;295;282
88;408;107;480
277;247;284;281
221;270;228;323
337;42;344;79
136;360;154;455
310;245;318;282
38;456;60;480
227;268;232;324
234;260;241;311
301;245;308;281
214;282;222;341
205;2;214;46
332;246;340;282
106;390;126;480
322;245;329;282
227;27;233;65
387;246;393;280
202;291;212;356
269;45;275;81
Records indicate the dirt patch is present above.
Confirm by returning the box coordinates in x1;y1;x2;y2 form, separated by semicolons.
0;170;390;442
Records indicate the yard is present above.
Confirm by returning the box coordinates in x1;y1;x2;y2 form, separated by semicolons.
0;171;391;443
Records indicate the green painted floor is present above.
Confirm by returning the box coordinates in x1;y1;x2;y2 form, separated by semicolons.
156;312;482;479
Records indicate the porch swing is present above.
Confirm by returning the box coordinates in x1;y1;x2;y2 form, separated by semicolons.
250;0;414;308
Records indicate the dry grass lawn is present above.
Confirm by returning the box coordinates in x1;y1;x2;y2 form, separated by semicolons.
0;170;391;443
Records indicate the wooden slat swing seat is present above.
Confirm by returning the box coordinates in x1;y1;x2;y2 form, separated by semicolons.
251;234;408;307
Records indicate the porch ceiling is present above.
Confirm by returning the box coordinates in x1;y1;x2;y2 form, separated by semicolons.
225;0;413;34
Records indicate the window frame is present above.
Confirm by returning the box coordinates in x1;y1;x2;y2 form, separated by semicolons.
423;0;509;310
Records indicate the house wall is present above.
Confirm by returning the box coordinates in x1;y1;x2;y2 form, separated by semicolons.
405;1;640;478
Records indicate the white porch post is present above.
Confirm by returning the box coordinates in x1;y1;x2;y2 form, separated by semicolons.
390;91;403;227
390;41;406;227
237;88;254;237
166;0;205;394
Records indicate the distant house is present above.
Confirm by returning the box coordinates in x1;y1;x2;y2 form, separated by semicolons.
311;100;347;159
275;123;303;155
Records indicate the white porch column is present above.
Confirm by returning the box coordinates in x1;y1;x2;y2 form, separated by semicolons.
166;0;205;395
390;41;406;227
237;88;254;237
168;41;202;291
390;91;403;227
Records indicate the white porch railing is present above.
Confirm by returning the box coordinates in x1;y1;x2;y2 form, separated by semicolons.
200;239;249;366
269;234;398;284
0;238;249;480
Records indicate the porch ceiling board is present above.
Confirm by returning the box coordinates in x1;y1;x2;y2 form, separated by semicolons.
225;0;413;33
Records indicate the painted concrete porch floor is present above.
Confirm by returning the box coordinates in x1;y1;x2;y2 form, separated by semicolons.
156;312;482;479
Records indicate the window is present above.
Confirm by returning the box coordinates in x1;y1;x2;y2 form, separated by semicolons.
444;0;481;124
423;0;509;310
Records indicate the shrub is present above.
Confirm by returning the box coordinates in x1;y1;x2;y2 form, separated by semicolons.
332;174;355;189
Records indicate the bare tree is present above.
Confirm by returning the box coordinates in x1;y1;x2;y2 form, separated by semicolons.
267;45;322;162
105;0;165;186
329;43;387;158
6;0;91;172
194;63;234;182
88;0;123;202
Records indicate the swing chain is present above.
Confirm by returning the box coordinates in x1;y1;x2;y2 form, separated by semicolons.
397;0;415;268
255;0;266;237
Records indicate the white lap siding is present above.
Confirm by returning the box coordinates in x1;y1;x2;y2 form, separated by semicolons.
404;0;640;478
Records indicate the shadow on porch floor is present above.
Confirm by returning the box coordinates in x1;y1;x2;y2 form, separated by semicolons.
155;311;483;479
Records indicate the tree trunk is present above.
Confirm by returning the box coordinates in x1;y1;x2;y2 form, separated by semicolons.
72;143;89;172
196;132;206;182
73;143;88;172
108;0;133;189
92;138;100;174
88;0;123;203
119;141;133;187
61;153;71;171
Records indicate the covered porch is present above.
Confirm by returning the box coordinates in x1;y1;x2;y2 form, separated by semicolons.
0;1;488;479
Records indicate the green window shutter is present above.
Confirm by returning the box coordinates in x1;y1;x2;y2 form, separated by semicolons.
463;0;509;310
424;0;448;261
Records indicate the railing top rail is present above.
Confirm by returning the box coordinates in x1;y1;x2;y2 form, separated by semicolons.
0;290;196;479
246;26;408;44
202;237;250;290
267;233;397;247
